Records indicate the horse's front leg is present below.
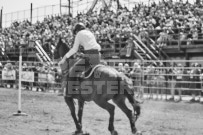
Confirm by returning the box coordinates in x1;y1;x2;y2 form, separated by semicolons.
78;100;84;127
64;97;83;134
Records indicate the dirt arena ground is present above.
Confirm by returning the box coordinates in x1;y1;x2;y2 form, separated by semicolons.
0;88;203;135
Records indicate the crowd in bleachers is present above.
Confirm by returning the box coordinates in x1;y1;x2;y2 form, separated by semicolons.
0;0;203;102
0;0;203;56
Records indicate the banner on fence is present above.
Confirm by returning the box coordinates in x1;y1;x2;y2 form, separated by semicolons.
21;71;35;82
2;69;16;80
38;73;55;83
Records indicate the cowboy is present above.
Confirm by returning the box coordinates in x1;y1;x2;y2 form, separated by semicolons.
130;62;143;98
189;63;201;102
58;22;101;96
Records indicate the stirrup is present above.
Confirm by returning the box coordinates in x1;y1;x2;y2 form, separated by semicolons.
80;72;85;78
80;67;92;78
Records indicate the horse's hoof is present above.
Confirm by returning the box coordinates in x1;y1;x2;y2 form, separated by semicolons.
134;131;142;135
132;128;137;134
111;130;118;135
72;133;83;135
72;130;83;135
83;132;90;135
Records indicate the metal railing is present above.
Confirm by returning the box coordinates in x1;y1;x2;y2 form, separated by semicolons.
1;59;202;102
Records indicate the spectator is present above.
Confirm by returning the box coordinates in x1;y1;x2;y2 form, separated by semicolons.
123;63;131;76
138;28;150;45
130;62;143;98
174;63;183;102
189;63;202;102
182;65;190;89
156;65;167;100
168;64;177;101
125;37;134;57
145;63;156;99
156;29;170;48
117;63;125;73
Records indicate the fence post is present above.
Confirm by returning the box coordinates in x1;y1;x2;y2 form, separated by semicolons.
141;60;145;98
60;0;62;15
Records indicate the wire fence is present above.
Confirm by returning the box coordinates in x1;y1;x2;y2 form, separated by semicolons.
2;0;94;28
3;4;60;28
3;0;196;28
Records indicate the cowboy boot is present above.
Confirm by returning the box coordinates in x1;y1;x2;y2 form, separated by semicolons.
58;72;68;96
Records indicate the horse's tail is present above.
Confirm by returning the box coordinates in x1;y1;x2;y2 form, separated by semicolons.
118;74;141;117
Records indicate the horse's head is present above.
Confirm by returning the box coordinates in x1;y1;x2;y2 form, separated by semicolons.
54;38;78;71
54;38;70;60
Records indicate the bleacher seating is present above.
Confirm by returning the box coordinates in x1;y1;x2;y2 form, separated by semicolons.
0;0;203;61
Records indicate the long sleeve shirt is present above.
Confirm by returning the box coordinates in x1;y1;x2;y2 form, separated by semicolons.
65;29;101;58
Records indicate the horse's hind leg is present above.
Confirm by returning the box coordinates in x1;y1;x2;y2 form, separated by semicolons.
113;97;137;134
64;97;83;134
94;99;118;135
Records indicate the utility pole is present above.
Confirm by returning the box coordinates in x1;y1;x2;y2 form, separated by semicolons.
30;3;33;24
0;7;3;28
60;0;62;15
60;0;72;16
68;0;71;16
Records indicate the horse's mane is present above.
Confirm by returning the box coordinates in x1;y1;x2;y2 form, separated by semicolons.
56;38;70;58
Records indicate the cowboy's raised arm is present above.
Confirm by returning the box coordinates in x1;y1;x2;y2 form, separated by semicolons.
64;33;80;59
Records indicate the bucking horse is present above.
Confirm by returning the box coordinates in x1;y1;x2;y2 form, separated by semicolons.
53;39;141;135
